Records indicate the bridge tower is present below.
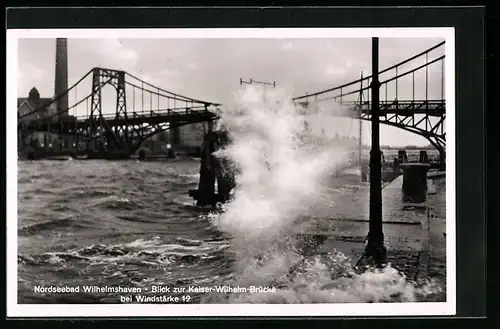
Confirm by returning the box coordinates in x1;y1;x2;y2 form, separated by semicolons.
54;38;69;121
86;68;131;159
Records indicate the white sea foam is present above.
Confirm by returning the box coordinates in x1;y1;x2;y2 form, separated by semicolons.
207;85;441;303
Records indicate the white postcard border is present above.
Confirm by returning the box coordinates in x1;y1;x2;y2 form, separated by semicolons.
7;27;456;317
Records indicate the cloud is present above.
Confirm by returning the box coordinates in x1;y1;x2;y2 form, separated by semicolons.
140;72;163;86
17;61;48;95
16;37;445;146
83;38;139;71
159;69;177;78
325;65;347;77
282;42;293;50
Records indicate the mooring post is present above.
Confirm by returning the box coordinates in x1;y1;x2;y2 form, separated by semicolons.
419;150;428;163
398;149;408;163
400;163;431;204
393;157;401;171
194;123;217;207
361;163;369;182
365;37;387;265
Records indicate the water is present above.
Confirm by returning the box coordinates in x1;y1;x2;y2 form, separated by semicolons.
18;86;443;304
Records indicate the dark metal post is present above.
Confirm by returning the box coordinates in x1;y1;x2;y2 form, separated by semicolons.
441;59;444;104
365;37;387;265
359;72;367;182
359;72;363;168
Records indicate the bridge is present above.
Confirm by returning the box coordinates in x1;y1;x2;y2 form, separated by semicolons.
292;41;446;164
19;41;445;162
18;67;220;159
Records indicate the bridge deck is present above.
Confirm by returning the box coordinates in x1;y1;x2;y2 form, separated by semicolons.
19;108;218;131
342;100;445;116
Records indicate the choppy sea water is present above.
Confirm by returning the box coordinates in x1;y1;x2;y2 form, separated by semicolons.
17;159;443;304
18;159;231;303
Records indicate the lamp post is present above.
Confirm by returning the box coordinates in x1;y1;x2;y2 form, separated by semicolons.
359;72;365;182
365;37;387;266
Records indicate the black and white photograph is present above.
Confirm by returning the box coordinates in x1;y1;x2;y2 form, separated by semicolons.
8;28;455;317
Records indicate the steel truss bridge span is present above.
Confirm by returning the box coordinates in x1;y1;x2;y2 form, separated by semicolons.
18;67;221;158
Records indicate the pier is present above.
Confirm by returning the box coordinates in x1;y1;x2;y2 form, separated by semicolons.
188;128;236;207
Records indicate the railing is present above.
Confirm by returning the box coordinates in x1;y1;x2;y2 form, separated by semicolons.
19;105;218;127
293;41;445;106
340;100;446;114
76;105;215;120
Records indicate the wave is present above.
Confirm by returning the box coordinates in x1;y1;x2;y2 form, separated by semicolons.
200;251;443;304
203;85;444;304
89;195;143;211
17;85;446;305
18;237;231;268
19;217;90;236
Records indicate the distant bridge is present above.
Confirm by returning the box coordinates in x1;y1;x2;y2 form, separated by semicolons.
18;67;220;158
19;41;446;161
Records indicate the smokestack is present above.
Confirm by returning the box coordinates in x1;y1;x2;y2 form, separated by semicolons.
54;38;68;119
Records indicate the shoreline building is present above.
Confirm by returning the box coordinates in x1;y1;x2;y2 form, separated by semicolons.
17;87;59;151
19;38;207;157
18;38;75;156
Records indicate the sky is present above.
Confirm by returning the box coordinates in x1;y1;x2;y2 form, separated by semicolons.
17;37;445;147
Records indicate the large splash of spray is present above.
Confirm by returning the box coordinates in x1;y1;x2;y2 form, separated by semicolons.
213;86;356;263
206;85;441;303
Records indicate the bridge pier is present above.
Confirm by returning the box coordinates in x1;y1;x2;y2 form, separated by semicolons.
27;149;36;160
138;149;146;161
170;126;181;147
